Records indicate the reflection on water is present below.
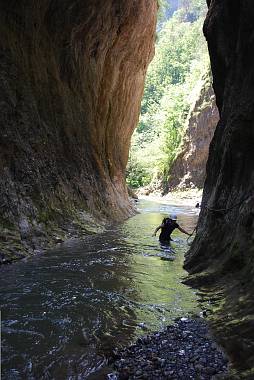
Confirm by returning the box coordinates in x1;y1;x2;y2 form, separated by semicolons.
1;199;200;379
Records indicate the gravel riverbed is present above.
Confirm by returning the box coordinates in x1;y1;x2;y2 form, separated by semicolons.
107;318;228;380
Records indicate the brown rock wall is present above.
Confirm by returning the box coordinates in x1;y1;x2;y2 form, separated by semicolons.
166;70;219;191
0;1;157;261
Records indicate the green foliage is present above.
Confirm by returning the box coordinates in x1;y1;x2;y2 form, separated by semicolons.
126;0;209;189
158;0;206;27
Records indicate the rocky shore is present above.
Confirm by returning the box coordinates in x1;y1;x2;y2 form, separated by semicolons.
138;188;203;207
108;318;228;380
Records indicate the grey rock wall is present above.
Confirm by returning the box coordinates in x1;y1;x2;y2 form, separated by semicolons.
185;1;254;374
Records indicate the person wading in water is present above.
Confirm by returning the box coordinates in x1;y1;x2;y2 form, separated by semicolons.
153;214;191;244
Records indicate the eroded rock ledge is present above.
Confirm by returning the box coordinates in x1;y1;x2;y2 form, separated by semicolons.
0;1;157;262
185;1;254;376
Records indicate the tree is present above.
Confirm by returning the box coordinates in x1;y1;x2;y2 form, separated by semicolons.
127;0;208;189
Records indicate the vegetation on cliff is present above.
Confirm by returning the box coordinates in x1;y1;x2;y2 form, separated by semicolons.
126;0;209;190
165;69;219;191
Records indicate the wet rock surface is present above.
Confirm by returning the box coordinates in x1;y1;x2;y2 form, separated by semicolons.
108;318;228;380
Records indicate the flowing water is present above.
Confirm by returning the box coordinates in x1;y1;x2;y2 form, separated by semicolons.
1;198;200;379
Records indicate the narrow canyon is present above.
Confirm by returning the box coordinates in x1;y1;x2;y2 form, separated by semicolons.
0;1;254;378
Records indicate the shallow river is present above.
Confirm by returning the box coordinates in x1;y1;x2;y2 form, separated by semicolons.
1;199;200;379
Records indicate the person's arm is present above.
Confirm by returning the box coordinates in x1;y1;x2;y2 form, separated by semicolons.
152;224;163;236
178;225;191;236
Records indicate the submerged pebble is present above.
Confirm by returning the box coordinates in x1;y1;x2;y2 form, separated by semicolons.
108;318;228;379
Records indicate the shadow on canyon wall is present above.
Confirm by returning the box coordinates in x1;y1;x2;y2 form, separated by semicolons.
185;1;254;377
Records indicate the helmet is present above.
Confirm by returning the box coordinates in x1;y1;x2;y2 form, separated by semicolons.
169;214;177;221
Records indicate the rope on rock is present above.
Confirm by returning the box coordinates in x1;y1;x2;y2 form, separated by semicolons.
205;193;252;215
186;194;252;246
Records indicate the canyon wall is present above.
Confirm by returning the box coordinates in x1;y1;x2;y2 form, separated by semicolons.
166;70;219;191
0;1;157;262
185;1;254;376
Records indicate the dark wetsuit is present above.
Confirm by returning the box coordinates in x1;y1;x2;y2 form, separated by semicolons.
159;219;179;243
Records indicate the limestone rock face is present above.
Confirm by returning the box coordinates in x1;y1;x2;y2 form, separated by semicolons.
185;1;254;373
166;71;219;191
0;1;157;261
